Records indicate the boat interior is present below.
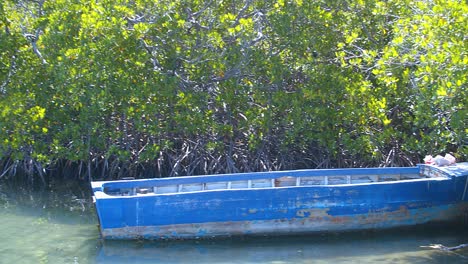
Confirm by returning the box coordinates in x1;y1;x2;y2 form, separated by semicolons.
102;167;447;197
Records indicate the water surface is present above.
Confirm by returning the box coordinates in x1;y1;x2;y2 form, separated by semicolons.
1;180;467;263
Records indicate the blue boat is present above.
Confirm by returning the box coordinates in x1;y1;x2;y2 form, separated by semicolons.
91;163;468;240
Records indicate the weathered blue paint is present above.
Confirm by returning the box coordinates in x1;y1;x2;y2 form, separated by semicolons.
91;163;468;240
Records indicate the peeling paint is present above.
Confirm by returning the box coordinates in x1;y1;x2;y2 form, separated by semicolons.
100;203;468;240
346;190;359;195
248;209;258;214
296;208;330;218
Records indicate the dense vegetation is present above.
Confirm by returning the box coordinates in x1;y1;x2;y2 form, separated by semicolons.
0;0;466;181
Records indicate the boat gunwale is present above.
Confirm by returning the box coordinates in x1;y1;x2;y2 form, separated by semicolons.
93;176;455;199
92;166;421;190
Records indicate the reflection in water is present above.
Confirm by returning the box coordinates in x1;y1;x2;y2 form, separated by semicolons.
98;228;468;264
0;180;467;263
0;180;99;263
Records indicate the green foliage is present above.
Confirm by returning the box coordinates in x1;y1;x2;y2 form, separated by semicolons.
0;0;466;179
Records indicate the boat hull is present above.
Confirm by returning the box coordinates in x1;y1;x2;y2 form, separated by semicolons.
100;203;468;239
92;163;468;239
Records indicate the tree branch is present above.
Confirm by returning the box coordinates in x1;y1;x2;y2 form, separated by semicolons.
0;55;16;95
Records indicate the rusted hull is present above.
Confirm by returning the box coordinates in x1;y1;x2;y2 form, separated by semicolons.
92;163;468;240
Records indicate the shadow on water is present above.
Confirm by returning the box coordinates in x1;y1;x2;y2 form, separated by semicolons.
1;179;467;263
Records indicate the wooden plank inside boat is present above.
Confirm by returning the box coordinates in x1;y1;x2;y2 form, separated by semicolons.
275;176;296;187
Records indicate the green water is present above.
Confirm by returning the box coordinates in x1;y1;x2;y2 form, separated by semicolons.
1;180;467;264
